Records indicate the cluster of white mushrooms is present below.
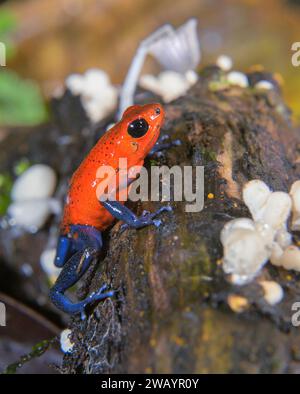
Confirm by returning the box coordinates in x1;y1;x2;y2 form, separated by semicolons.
65;69;118;124
221;179;300;287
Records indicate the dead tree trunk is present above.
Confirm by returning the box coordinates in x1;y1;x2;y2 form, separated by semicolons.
63;67;300;374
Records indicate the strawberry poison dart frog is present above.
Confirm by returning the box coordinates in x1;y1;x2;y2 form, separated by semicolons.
50;103;177;318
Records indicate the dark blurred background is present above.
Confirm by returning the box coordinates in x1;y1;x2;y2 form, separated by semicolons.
0;0;300;123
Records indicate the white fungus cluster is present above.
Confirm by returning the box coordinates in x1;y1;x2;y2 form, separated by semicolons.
8;164;60;233
139;70;198;103
65;69;118;123
215;55;275;91
221;179;300;286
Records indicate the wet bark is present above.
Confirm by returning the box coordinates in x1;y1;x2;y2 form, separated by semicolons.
62;67;300;374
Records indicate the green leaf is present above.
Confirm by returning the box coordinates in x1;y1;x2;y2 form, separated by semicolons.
0;9;17;37
0;70;48;126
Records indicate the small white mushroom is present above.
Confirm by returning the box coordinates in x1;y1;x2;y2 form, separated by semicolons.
279;245;300;271
254;80;274;90
65;74;84;96
289;180;300;231
242;179;271;222
274;228;292;249
8;198;61;232
222;228;270;284
259;280;284;305
60;329;74;353
226;71;249;88
216;55;233;71
270;242;284;266
254;222;275;249
220;218;255;245
185;70;198;85
260;192;292;230
40;248;61;284
11;164;57;202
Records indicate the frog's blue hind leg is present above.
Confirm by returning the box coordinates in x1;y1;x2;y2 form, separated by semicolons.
50;225;114;318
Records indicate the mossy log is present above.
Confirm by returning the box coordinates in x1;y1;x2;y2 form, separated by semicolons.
62;67;300;374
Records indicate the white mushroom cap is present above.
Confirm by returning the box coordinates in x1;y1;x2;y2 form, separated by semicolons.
254;221;275;249
242;180;271;222
289;180;300;231
11;164;57;202
139;70;196;103
8;199;55;232
279;245;300;271
270;242;284;266
222;228;270;284
216;55;233;71
260;192;292;230
274;228;292;249
226;71;249;88
259;281;284;305
254;80;274;90
40;248;61;284
220;218;255;245
60;329;74;353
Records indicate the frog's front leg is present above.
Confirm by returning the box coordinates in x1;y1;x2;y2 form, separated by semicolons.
50;225;114;318
149;134;181;156
101;200;172;230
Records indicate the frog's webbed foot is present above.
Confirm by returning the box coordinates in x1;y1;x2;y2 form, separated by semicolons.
101;200;172;232
120;206;172;232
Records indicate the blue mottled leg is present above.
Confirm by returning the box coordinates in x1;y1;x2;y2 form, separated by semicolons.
50;226;114;318
149;134;181;156
101;200;172;231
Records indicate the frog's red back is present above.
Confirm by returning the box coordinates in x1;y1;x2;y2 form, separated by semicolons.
61;103;164;233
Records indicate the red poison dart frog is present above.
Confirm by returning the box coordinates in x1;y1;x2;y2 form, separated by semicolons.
50;103;179;318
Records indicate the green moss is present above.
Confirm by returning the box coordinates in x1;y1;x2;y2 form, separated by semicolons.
209;79;231;92
195;309;233;373
2;338;56;374
169;226;214;307
200;146;217;162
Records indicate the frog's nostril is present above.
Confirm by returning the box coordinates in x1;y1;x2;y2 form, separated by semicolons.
155;107;161;115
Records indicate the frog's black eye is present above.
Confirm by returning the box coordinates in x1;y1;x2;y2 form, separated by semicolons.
127;118;149;138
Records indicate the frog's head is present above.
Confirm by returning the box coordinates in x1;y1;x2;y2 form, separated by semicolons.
116;103;164;161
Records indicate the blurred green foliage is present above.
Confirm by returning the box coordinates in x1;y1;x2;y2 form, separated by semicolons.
0;70;48;126
13;157;30;176
0;172;12;215
0;9;48;126
0;159;31;215
0;8;17;59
